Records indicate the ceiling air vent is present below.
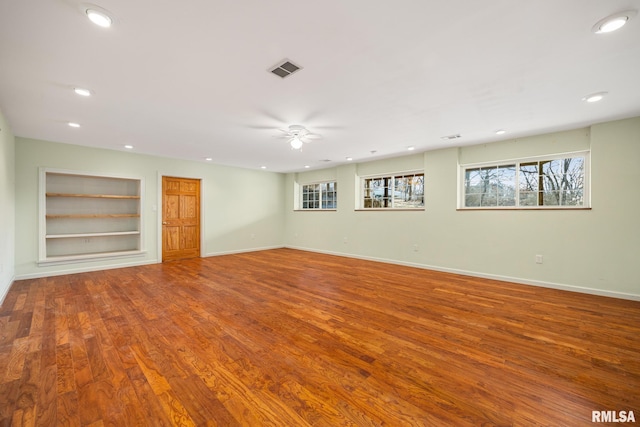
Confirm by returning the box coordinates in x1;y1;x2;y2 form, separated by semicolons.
441;134;461;140
269;59;302;78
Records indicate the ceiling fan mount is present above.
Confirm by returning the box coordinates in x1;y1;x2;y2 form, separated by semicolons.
277;124;320;150
287;124;308;136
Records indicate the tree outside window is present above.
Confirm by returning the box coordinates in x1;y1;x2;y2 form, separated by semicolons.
463;154;586;208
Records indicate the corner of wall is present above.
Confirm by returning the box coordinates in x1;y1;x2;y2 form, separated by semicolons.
0;107;16;306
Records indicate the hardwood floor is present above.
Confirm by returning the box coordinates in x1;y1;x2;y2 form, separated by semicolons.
1;248;639;426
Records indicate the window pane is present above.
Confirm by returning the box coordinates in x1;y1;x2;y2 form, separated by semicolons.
393;174;424;208
542;191;561;206
540;157;584;206
465;194;481;207
563;189;583;206
481;192;497;206
540;160;561;205
463;154;586;209
321;181;337;209
464;168;483;207
519;162;539;192
519;191;538;206
300;181;337;210
370;177;391;208
543;157;584;206
464;168;484;207
363;174;422;208
301;183;322;209
497;165;516;206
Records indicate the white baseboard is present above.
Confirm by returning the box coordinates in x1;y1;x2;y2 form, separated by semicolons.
13;246;285;281
0;274;16;307
11;245;639;302
203;245;285;258
15;259;159;281
285;245;640;302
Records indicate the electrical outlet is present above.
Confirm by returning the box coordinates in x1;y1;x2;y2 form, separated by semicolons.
535;254;543;264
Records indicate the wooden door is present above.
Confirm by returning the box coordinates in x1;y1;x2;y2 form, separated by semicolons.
162;176;201;261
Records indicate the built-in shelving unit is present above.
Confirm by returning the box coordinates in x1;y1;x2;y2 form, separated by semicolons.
39;168;145;265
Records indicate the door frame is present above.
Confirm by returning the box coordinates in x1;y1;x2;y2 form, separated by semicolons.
156;172;205;262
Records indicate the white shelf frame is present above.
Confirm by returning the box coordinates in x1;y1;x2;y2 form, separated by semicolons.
39;167;145;265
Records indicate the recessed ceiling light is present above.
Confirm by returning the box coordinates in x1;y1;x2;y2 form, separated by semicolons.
346;157;353;161
260;165;267;169
304;165;310;169
86;8;113;28
495;129;506;135
407;146;415;151
68;122;80;128
124;145;133;149
582;92;608;103
74;87;92;97
205;157;212;161
592;10;637;33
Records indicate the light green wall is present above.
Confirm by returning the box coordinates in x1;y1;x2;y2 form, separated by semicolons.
7;116;640;300
285;117;640;300
0;109;16;303
15;138;286;278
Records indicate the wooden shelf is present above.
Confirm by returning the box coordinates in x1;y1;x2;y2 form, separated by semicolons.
40;169;144;264
46;231;140;239
39;249;146;265
46;193;140;199
46;214;140;219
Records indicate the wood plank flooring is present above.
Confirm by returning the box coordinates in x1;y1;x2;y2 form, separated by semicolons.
1;248;639;426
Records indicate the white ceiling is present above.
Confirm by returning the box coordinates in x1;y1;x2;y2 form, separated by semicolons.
1;1;639;173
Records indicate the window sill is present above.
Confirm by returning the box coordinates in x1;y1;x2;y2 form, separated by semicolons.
293;209;337;212
457;207;592;211
355;208;425;212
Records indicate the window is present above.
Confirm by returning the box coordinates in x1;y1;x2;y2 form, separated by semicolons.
461;153;588;208
301;181;337;209
362;173;424;209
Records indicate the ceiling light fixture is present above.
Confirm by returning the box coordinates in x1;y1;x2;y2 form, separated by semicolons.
260;166;267;170
205;157;212;161
495;129;506;135
290;137;304;150
346;157;353;161
124;144;133;149
86;8;113;28
304;165;310;169
592;10;637;33
68;122;80;128
407;146;415;151
74;87;92;97
582;91;608;103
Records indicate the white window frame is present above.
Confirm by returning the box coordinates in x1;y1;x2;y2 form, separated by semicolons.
458;151;590;209
297;181;337;210
359;171;425;210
